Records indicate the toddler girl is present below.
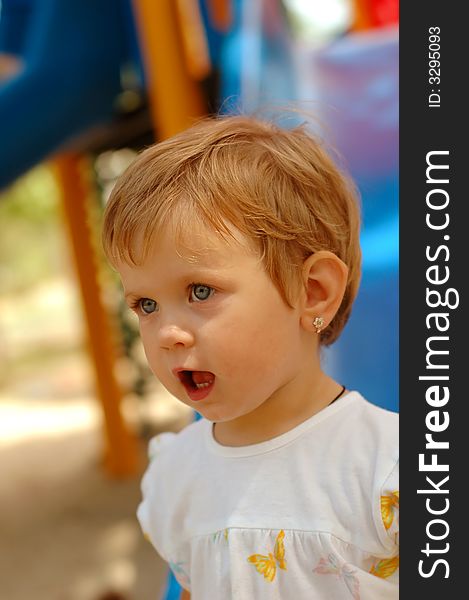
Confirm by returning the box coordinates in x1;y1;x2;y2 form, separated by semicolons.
102;115;399;599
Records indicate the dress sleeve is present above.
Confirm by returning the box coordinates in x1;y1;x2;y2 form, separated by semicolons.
136;432;177;561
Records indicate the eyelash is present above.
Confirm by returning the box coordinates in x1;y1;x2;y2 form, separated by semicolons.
129;283;215;315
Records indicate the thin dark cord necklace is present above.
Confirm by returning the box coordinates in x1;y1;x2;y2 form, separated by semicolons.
328;385;346;406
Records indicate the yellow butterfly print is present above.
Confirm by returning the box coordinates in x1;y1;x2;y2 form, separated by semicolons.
381;490;399;530
313;554;360;600
370;555;399;579
247;530;287;582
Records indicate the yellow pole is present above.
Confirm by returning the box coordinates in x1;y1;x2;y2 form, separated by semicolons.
54;154;140;477
131;0;207;139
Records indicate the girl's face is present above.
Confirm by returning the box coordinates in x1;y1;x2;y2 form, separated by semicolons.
117;226;311;425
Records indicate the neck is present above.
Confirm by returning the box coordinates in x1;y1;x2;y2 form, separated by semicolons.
213;370;345;447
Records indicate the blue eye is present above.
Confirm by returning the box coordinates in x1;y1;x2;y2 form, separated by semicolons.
190;284;213;302
139;298;158;314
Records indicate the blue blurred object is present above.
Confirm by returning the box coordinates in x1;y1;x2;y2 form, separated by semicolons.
216;0;296;112
0;0;142;190
0;0;30;55
162;568;185;600
323;178;399;412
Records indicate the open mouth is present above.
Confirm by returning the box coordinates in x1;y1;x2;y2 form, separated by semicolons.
177;370;215;400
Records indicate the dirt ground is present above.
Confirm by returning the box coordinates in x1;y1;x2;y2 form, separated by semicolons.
0;391;194;600
0;279;191;600
0;398;191;600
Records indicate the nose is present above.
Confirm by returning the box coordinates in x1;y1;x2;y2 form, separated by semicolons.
158;322;195;350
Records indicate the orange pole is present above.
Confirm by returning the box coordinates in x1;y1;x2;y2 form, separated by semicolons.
54;154;140;477
176;0;212;81
132;0;207;139
351;0;373;31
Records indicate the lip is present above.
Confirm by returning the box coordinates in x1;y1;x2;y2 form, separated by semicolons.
173;368;215;402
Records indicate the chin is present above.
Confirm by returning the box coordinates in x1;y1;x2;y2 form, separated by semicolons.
188;403;229;423
201;405;251;424
196;409;226;423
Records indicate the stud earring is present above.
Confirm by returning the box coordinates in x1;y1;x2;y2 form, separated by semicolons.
313;316;325;334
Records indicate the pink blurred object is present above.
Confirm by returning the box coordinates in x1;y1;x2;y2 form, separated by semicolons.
311;25;398;179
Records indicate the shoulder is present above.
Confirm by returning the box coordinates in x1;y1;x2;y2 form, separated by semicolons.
348;394;399;551
143;418;209;482
147;418;208;458
315;392;399;553
316;390;398;477
343;391;398;427
334;392;398;461
140;418;213;496
345;393;399;490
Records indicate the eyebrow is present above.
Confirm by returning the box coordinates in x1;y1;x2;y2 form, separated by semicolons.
124;291;140;300
123;267;233;300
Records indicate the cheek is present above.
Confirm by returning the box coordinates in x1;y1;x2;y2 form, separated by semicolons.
140;335;180;395
139;328;161;372
214;308;300;377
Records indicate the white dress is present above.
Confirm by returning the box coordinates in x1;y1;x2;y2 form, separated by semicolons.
138;391;399;599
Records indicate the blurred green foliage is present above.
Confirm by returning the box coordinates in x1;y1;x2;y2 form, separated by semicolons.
0;166;66;294
0;160;151;404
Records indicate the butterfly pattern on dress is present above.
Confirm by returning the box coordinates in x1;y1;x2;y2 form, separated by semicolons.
370;555;399;578
381;490;399;531
247;529;287;582
313;553;360;600
370;489;399;576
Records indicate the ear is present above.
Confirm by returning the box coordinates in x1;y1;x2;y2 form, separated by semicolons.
299;251;348;333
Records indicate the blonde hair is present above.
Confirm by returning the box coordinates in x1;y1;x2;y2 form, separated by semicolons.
102;115;361;345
